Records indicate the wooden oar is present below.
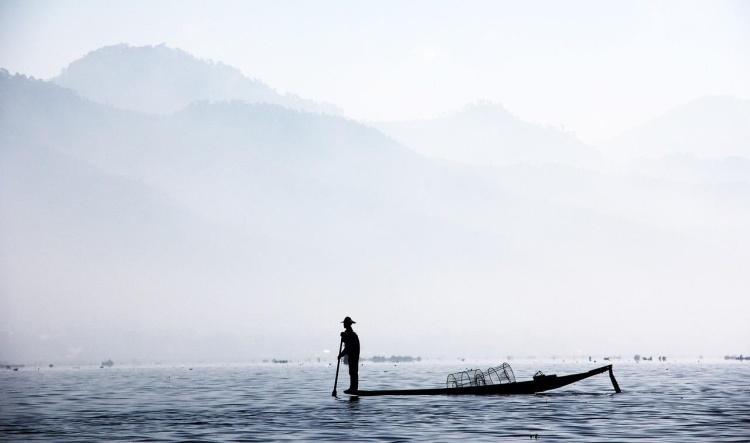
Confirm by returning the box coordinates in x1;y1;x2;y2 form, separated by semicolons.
608;366;622;393
332;338;344;397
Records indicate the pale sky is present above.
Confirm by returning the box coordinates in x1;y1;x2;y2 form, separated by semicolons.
1;0;748;143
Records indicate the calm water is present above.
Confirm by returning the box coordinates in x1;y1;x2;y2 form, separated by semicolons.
1;361;748;441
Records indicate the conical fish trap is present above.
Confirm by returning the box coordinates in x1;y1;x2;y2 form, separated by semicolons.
446;363;515;389
485;363;515;384
446;369;486;388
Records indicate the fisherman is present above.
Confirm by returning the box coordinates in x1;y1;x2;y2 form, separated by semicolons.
338;316;360;394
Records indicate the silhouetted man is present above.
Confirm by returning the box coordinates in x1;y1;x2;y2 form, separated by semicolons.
338;316;360;394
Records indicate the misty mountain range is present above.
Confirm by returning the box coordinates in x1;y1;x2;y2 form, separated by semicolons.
1;44;748;363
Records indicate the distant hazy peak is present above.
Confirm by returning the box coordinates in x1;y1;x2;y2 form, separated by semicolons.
380;100;512;125
606;94;750;159
58;43;252;82
655;95;750;119
682;94;748;107
458;100;511;116
376;100;599;167
1;68;87;110
620;95;749;131
1;68;56;86
52;43;341;115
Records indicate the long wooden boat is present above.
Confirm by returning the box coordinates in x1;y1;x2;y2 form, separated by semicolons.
353;364;621;396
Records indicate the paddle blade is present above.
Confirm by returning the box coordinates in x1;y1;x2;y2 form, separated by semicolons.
609;367;622;393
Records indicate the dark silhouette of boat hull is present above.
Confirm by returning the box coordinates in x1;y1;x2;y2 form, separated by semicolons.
354;364;619;396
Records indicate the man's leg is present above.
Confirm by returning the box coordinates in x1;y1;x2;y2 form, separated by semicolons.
349;357;359;391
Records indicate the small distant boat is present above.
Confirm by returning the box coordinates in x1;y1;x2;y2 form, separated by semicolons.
354;364;621;396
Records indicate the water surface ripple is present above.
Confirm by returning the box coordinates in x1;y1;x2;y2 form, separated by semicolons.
1;362;748;441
